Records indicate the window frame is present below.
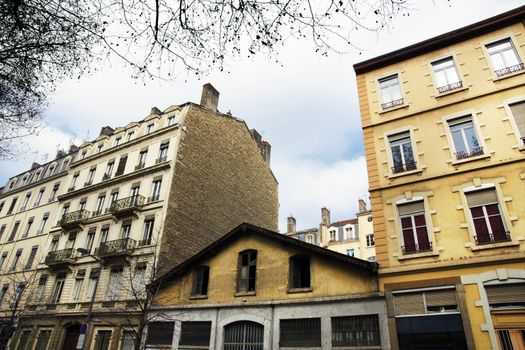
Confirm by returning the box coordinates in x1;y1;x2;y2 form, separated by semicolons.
236;249;257;294
430;55;463;94
377;72;405;111
503;95;525;149
385;128;419;176
483;36;524;79
190;266;210;297
288;255;311;291
442;111;488;164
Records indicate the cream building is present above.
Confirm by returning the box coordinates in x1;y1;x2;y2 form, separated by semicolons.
354;6;525;350
3;84;279;350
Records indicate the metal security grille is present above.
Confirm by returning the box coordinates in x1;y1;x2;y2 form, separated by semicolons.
332;315;380;347
223;321;263;350
180;321;212;347
279;318;321;347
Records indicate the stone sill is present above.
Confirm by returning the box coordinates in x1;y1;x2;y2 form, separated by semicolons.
468;240;519;251
378;104;409;115
287;287;313;294
395;250;439;261
434;86;469;99
451;153;491;166
388;168;423;179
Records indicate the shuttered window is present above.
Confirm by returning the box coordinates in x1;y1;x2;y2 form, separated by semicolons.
397;200;431;254
510;101;525;143
394;288;458;315
146;322;174;346
425;289;458;312
465;188;509;245
485;283;525;308
179;321;212;348
280;318;321;347
394;293;425;315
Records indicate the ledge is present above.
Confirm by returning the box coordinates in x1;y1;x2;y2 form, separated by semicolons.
451;153;491;166
234;291;256;297
189;295;208;300
434;86;469;99
396;250;439;261
469;240;520;251
491;68;525;83
378;103;409;115
287;287;313;294
388;168;423;179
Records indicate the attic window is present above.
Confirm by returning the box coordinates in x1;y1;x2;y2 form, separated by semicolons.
191;266;209;297
237;250;257;293
289;255;311;290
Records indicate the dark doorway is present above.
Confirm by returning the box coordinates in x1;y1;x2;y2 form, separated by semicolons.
62;324;81;350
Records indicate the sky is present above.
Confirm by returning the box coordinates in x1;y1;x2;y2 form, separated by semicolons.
0;0;523;232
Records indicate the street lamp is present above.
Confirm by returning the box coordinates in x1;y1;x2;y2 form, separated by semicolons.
76;248;106;350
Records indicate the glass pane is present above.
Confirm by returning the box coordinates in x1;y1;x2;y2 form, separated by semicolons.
402;142;414;164
490;54;506;71
434;70;448;87
463;126;480;152
391;145;403;167
451;130;467;154
445;66;460;84
502;49;520;67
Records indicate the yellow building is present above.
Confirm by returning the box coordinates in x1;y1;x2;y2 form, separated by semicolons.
149;223;388;349
354;6;525;350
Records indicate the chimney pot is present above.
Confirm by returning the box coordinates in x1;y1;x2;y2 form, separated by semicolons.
200;83;220;112
150;107;161;115
321;207;330;226
358;199;367;213
287;216;296;234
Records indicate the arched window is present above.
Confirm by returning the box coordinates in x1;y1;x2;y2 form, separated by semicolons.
224;321;263;350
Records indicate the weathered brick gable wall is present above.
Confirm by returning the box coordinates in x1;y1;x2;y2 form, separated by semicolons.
160;105;278;269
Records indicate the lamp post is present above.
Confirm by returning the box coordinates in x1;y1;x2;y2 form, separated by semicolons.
76;248;106;350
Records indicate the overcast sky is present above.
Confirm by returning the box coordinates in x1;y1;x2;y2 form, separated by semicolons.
0;0;522;232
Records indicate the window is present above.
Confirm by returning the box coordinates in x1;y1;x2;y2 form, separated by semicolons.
81;150;87;160
109;190;119;209
66;232;76;249
448;116;483;160
106;265;123;300
498;329;525;350
51;273;66;303
289;255;311;289
97;143;103;153
104;161;115;179
86;269;100;301
22;216;34;238
397;200;431;254
280;318;321;347
0;201;4;214
79;198;87;211
224;321;263;350
388;131;416;174
146;124;154;134
149;178;162;202
20;192;31;210
37;213;49;234
379;74;403;110
9;249;22;272
137;150;147;169
99;227;109;245
146;322;174;346
179;322;212;348
94;194;105;215
72;270;85;301
344;227;355;240
0;252;7;269
346;249;355;257
466;188;510;245
114;137;122;146
49;183;59;201
24;246;38;269
85;228;96;254
509;100;525;145
8;221;20;241
49;237;59;252
140;217;154;246
130;184;140;201
120;221;132;239
16;330;32;350
394;288;458;315
34;276;47;303
485;282;525;309
167;116;175;126
69;174;79;191
306;234;314;244
34;330;52;350
7;197;17;215
121;331;136;350
0;284;8;305
332;315;380;347
432;56;462;93
62;159;70;171
329;229;336;241
115;156;127;176
366;234;375;247
158;142;169;162
237;250;257;293
35;188;45;206
486;38;523;77
0;225;4;241
127;131;135;141
132;263;146;296
93;330;112;350
191;266;209;297
86;168;96;186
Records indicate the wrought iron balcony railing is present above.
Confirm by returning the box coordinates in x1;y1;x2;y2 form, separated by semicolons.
96;238;136;258
475;231;511;245
392;161;417;174
45;248;75;266
381;98;404;110
155;156;167;164
495;63;524;78
455;147;484;161
437;80;463;94
109;195;145;217
59;209;90;228
401;242;433;255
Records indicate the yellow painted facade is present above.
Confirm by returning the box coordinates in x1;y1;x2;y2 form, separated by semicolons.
355;7;525;350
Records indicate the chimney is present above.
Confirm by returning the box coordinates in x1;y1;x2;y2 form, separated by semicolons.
200;83;220;112
55;150;66;159
358;199;367;213
259;141;271;165
150;107;161;115
287;216;296;235
99;126;114;137
68;145;79;154
321;207;330;226
31;162;41;170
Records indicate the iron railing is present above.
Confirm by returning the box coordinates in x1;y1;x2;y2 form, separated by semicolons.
96;238;136;258
381;98;404;110
437;80;463;94
59;209;90;228
155;156;167;164
495;63;524;78
392;161;417;174
455;147;484;160
475;231;511;245
402;242;433;255
45;248;75;265
109;195;145;214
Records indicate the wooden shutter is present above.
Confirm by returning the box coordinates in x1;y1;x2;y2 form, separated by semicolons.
466;188;498;207
485;283;525;305
394;292;425;315
425;289;457;307
510;101;525;138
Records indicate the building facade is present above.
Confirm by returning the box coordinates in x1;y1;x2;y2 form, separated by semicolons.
354;6;525;350
148;223;388;350
286;200;376;261
3;84;278;350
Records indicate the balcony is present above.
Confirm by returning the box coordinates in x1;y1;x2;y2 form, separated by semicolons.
402;242;433;255
109;195;145;219
495;63;524;78
437;81;463;94
59;209;90;230
455;147;484;161
95;238;136;259
475;231;511;245
381;98;404;110
45;248;76;267
392;161;417;174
